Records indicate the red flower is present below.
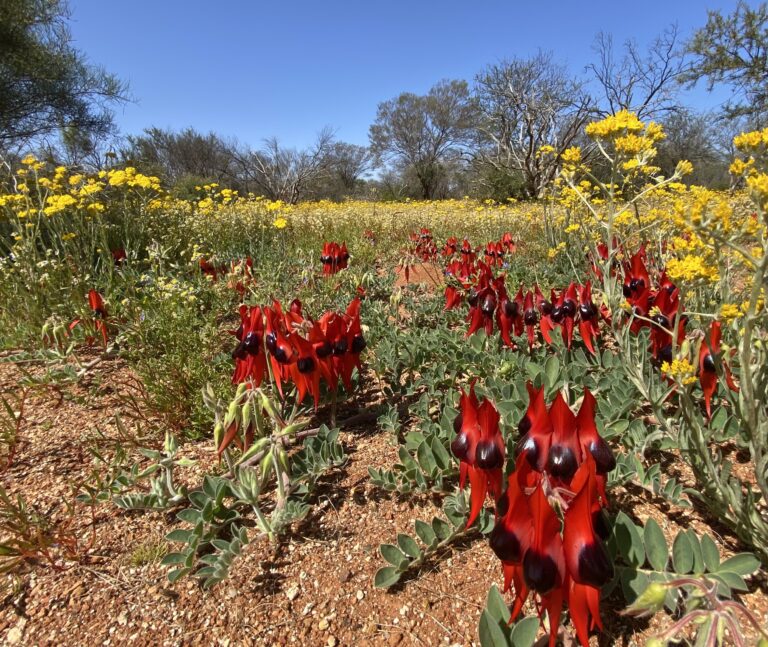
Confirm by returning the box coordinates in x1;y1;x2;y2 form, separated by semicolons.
88;289;109;347
444;285;462;310
466;269;499;338
442;236;459;256
575;388;615;503
451;383;504;527
484;241;504;267
649;285;685;365
111;248;127;265
501;232;516;253
489;456;534;618
321;242;350;275
232;305;267;386
516;383;553;472
460;238;476;263
497;286;524;349
699;320;738;418
577;282;600;355
535;285;556;344
546;391;581;483
264;302;296;398
288;333;322;409
199;257;223;280
575;389;616;476
551;283;577;349
563;458;613;646
622;249;650;301
227;257;255;298
522;290;539;349
523;482;565;647
489;387;615;647
412;228;437;260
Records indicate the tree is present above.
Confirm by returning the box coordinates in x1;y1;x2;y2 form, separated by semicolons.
309;142;373;199
0;0;127;149
369;80;477;199
231;128;336;203
328;142;372;193
124;127;239;188
656;109;729;187
473;52;593;200
588;26;686;120
684;2;768;123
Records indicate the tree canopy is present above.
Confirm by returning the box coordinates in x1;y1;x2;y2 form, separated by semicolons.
0;0;127;149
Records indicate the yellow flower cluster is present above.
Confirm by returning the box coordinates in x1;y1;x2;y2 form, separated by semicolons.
585;110;645;138
733;128;768;152
660;358;698;385
665;254;720;284
43;194;77;216
746;173;768;211
719;303;742;323
107;167;161;190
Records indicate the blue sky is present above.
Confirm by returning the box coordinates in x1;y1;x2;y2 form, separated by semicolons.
68;0;747;149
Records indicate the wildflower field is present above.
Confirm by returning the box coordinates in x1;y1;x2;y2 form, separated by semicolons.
2;112;768;647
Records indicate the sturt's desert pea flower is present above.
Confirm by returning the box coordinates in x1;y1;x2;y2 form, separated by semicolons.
231;297;366;409
577;282;600;355
450;382;505;527
70;289;110;347
231;305;267;387
563;457;614;646
488;385;615;646
320;242;350;275
699;320;739;418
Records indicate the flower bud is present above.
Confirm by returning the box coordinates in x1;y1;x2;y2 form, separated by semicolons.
623;581;667;618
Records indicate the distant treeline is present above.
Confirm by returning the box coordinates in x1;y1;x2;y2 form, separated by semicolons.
3;1;768;201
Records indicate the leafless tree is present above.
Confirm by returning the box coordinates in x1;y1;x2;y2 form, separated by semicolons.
231;128;336;203
473;52;593;199
369;79;477;199
656;108;729;186
588;26;686;120
124;127;238;185
328;142;373;192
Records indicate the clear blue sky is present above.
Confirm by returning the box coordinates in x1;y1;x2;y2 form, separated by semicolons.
68;0;747;149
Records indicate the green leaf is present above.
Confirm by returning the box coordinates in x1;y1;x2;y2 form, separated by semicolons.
509;616;540;647
613;512;644;567
718;553;760;576
380;544;409;568
620;568;649;603
643;519;668;571
700;535;720;572
416;441;437;474
167;567;191;583
166;529;195;544
478;609;509;647
544;356;560;389
711;571;748;594
672;532;694;574
484;585;509;624
374;566;401;589
685;531;704;574
414;520;437;547
432;518;452;541
176;508;202;525
397;534;422;559
430;437;452;470
160;552;187;566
